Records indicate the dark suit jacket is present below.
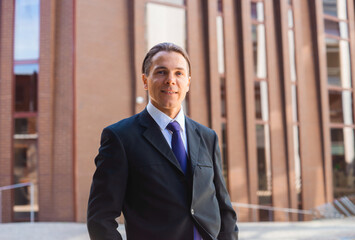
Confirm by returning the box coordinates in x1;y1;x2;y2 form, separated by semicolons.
87;109;238;240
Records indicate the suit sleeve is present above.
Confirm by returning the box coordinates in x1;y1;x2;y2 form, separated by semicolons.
212;132;239;240
87;127;128;240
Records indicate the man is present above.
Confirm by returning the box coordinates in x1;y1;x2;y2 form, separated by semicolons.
87;42;238;240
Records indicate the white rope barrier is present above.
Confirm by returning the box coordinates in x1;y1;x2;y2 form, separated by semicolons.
0;182;35;223
232;202;314;217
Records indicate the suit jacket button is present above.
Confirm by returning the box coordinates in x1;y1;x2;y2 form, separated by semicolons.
191;209;194;215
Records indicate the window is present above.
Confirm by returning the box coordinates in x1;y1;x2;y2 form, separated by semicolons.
14;0;40;61
13;0;40;221
146;2;186;50
145;0;188;113
323;0;355;198
251;0;272;221
287;0;303;216
217;0;229;184
331;128;355;198
150;0;185;6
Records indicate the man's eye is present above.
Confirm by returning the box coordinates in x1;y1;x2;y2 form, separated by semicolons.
157;71;166;75
176;72;183;76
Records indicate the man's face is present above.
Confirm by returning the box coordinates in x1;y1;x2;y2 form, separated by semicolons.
142;51;190;118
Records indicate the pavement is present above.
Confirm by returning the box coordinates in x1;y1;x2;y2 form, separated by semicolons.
0;218;354;240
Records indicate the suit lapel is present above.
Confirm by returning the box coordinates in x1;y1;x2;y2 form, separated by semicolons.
186;117;201;174
139;109;184;174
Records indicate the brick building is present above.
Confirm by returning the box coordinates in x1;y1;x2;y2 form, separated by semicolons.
0;0;354;223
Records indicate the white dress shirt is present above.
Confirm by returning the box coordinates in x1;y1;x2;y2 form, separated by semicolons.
147;102;203;239
146;101;188;153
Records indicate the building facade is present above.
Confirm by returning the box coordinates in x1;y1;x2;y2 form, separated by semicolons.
0;0;354;223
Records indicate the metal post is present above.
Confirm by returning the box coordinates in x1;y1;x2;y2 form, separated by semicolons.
252;208;257;222
30;183;34;223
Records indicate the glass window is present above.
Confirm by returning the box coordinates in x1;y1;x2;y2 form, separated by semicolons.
216;15;225;74
328;90;354;124
323;0;347;20
288;3;303;213
256;124;269;191
13;0;40;221
15;117;37;135
258;195;273;221
323;0;337;16
251;2;266;79
15;64;38;112
218;0;223;13
221;123;228;183
256;124;272;192
14;0;40;60
324;19;348;39
291;85;298;122
252;24;267;79
260;81;269;121
326;39;341;86
324;0;355;200
13;140;39;217
326;38;351;88
288;30;296;82
251;2;257;20
221;77;226;117
324;19;340;36
251;2;264;21
288;9;294;28
331;128;355;198
13;143;39;217
293;126;301;192
328;90;343;123
255;81;269;121
252;2;272;219
339;40;352;88
341;91;354;125
150;0;185;5
255;82;262;119
14;64;39;74
146;3;186;50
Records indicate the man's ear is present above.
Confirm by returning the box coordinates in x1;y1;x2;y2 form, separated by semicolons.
142;74;148;90
187;76;191;92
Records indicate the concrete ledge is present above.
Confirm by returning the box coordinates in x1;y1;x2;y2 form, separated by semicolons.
0;218;354;240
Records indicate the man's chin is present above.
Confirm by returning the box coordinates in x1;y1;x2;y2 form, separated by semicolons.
154;104;181;117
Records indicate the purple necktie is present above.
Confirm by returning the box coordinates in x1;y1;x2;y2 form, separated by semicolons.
167;121;187;174
167;121;202;240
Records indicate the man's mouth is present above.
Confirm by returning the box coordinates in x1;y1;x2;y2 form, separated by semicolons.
161;90;177;94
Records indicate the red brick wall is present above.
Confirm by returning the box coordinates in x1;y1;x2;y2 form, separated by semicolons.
51;0;75;221
0;0;15;223
75;0;134;222
37;0;75;221
37;0;56;221
0;0;335;223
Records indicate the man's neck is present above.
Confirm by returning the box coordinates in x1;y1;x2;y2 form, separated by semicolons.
149;102;182;119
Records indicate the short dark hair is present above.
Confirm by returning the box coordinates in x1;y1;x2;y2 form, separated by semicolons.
142;42;191;77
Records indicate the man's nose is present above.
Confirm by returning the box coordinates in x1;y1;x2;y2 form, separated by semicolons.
165;72;176;85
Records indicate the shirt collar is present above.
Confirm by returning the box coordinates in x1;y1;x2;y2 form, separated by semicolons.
147;101;185;132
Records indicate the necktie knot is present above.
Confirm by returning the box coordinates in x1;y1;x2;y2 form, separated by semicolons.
167;121;181;133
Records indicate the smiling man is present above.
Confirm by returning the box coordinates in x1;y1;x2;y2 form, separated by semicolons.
87;42;238;240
